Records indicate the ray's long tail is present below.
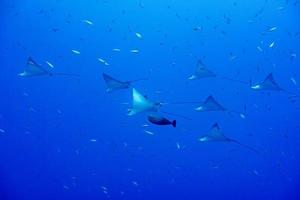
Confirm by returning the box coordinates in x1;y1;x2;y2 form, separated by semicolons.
229;139;259;154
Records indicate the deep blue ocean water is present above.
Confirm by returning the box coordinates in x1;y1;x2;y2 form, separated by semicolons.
0;0;300;199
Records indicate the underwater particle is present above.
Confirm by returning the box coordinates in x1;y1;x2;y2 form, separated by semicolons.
132;181;139;186
252;170;259;176
71;50;81;55
45;61;54;68
63;185;70;190
112;48;121;52
90;139;97;142
135;32;142;39
290;53;297;61
269;41;275;48
82;19;93;25
144;130;154;135
142;124;149;127
277;6;285;10
130;49;139;53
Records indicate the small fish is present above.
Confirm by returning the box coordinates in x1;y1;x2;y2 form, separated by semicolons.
193;26;202;31
291;77;297;86
130;49;139;53
257;46;263;52
135;32;142;39
269;41;275;48
45;61;54;68
82;19;93;25
98;58;109;66
142;124;149;127
240;113;246;119
176;142;181;149
90;139;97;142
71;50;81;54
0;129;5;133
147;115;176;128
144;130;154;135
268;26;277;32
112;48;121;52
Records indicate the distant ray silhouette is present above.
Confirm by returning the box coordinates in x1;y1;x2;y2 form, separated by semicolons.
188;59;248;84
102;73;147;92
195;95;226;112
251;73;282;91
19;57;50;77
19;57;79;78
188;59;216;80
199;123;258;153
128;88;161;116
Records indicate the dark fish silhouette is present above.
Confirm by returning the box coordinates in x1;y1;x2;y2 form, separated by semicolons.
147;114;176;127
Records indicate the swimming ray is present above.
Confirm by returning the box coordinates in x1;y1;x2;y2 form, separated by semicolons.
251;73;282;91
102;73;147;92
188;59;216;80
103;73;131;92
19;57;80;78
19;57;51;77
188;59;249;84
195;95;226;112
128;88;161;116
199;123;258;153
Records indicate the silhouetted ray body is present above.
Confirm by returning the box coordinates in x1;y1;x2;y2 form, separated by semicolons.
128;88;161;116
199;123;258;153
19;57;79;78
251;73;282;91
103;73;147;92
195;95;226;112
188;59;248;84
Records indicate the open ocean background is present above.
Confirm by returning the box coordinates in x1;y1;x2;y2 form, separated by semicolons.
0;0;300;199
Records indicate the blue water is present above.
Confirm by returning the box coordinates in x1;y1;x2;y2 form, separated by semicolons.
1;0;300;199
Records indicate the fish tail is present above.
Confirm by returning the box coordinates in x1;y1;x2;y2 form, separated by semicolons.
172;120;177;128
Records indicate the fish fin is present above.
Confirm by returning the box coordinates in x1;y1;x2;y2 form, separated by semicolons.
172;120;177;128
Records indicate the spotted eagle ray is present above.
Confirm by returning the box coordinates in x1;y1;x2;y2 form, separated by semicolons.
18;57;79;78
251;73;283;91
195;95;245;117
188;59;248;84
199;123;258;153
128;88;162;116
127;88;191;120
102;73;147;93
